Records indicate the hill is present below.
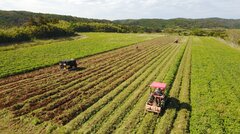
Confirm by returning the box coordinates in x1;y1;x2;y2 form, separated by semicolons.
114;18;240;29
0;10;111;28
1;10;240;29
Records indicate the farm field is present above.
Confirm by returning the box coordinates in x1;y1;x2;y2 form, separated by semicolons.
0;35;239;134
0;32;161;78
190;37;240;133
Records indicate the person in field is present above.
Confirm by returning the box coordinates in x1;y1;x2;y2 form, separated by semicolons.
147;88;164;106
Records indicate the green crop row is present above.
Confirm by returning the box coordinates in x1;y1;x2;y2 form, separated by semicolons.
170;38;192;134
153;37;191;134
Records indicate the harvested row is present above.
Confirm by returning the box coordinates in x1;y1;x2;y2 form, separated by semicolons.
170;38;191;134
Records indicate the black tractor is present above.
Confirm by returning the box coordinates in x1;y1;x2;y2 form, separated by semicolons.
59;59;77;70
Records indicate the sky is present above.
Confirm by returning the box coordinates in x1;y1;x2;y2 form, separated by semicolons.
0;0;239;20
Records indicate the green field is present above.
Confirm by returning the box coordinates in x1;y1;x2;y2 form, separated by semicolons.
0;34;239;134
190;37;240;133
0;32;162;78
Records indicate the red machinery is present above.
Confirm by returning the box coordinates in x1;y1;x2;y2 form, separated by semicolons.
145;82;167;114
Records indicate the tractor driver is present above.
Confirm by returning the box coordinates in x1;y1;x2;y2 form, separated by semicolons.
147;88;164;106
155;88;164;106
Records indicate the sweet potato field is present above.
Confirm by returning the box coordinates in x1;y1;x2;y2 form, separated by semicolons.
0;35;239;134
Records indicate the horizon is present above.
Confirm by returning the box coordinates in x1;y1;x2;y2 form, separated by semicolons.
1;9;240;21
0;0;239;20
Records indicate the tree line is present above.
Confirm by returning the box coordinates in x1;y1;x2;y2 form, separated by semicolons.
0;16;160;44
0;16;230;45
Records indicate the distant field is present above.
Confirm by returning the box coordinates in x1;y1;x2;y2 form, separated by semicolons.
0;32;162;78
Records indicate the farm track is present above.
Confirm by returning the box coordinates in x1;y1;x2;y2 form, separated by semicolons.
0;37;174;109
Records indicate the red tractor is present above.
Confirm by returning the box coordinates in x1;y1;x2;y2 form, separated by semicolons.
145;82;167;114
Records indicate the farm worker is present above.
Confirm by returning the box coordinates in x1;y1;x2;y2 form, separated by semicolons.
154;88;162;106
147;93;154;105
147;88;164;105
154;88;162;95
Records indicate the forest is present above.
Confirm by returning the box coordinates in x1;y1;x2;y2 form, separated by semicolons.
0;10;239;44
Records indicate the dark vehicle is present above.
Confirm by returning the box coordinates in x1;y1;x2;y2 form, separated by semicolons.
174;39;179;43
59;59;77;70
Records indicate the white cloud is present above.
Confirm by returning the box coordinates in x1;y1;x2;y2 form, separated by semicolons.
0;0;239;19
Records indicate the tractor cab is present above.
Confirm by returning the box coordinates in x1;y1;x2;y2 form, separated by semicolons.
59;59;77;70
145;82;167;114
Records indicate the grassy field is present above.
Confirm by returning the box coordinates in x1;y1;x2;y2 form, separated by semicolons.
190;37;240;133
0;35;239;134
0;32;162;78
